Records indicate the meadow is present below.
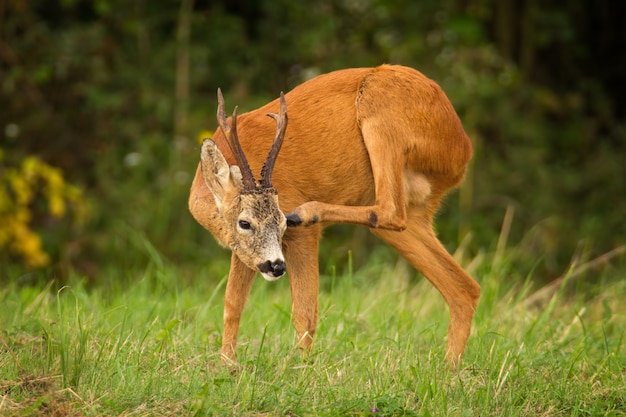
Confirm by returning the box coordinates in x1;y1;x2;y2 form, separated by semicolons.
1;239;624;417
3;3;625;416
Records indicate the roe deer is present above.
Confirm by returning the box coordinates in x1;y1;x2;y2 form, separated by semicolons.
189;64;480;366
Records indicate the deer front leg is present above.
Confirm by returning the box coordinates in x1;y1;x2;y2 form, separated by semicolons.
283;228;321;355
221;253;256;364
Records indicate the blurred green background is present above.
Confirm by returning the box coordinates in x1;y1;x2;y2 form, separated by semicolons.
1;0;624;283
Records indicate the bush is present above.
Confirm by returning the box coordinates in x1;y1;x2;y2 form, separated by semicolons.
0;149;86;270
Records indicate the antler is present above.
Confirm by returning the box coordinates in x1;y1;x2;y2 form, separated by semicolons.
260;92;288;189
217;88;257;190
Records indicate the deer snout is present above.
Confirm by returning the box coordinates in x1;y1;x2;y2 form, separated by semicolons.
257;259;286;281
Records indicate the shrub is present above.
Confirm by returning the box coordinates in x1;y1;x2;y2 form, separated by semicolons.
0;149;86;269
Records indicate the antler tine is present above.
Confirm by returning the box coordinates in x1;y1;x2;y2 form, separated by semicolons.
216;88;257;190
216;88;231;135
260;92;288;189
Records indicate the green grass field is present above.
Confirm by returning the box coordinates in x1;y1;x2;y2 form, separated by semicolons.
1;247;625;416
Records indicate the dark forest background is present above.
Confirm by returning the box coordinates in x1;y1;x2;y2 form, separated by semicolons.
1;0;625;284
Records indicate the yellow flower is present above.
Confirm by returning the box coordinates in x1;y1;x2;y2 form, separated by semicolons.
9;172;32;205
197;130;214;144
1;149;86;269
48;195;66;217
9;221;50;268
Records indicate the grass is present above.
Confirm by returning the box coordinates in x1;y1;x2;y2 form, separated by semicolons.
1;248;625;416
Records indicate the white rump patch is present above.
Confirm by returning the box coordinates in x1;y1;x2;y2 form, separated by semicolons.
404;171;431;205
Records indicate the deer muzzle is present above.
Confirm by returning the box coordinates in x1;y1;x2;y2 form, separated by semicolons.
257;259;287;281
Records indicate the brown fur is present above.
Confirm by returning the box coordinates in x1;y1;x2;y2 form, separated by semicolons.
189;64;480;366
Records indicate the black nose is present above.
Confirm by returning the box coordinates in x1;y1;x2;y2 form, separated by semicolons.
257;260;286;277
272;260;286;276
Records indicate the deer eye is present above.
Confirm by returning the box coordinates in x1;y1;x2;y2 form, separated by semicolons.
238;220;252;230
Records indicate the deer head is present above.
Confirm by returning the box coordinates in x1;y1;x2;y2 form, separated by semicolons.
200;89;288;281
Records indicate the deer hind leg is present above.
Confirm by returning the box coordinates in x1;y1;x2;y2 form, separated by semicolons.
286;120;411;231
371;208;480;366
282;227;321;355
221;253;256;364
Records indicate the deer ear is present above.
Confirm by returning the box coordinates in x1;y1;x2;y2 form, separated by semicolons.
200;139;242;209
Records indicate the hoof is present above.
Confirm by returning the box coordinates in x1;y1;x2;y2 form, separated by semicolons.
286;213;303;227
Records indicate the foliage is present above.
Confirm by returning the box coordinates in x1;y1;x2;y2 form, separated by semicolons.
0;150;86;269
1;2;624;414
0;0;624;279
